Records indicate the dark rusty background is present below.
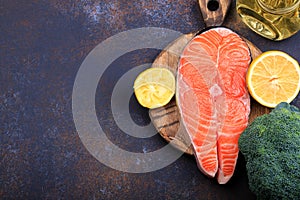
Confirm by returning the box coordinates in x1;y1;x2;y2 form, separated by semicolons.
1;0;299;199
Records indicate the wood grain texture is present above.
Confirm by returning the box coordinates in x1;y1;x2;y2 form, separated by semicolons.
149;32;270;155
198;0;232;27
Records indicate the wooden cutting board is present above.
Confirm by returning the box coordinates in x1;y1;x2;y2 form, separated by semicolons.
149;0;271;155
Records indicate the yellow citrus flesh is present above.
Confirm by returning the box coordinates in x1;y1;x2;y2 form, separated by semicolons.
246;50;300;108
134;68;175;109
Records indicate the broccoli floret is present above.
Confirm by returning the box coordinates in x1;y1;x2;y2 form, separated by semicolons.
239;102;300;200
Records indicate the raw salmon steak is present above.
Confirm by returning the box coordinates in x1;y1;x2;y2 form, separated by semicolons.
176;27;251;184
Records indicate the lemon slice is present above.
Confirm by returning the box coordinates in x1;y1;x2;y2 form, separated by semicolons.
246;50;300;108
134;68;175;109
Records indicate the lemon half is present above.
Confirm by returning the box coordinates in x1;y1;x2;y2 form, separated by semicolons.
246;50;300;108
134;68;175;109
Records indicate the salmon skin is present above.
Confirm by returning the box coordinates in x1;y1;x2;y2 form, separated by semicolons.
176;27;251;184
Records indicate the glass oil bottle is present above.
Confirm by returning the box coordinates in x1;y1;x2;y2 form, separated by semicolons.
236;0;300;41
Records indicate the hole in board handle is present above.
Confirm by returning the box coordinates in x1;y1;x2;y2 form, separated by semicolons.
207;0;219;11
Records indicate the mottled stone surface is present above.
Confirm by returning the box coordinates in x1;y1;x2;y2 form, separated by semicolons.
1;0;299;199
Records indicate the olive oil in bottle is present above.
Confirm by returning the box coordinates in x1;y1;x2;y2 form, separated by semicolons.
236;0;300;41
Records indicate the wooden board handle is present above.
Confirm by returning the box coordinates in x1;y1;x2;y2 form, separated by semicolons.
198;0;231;27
